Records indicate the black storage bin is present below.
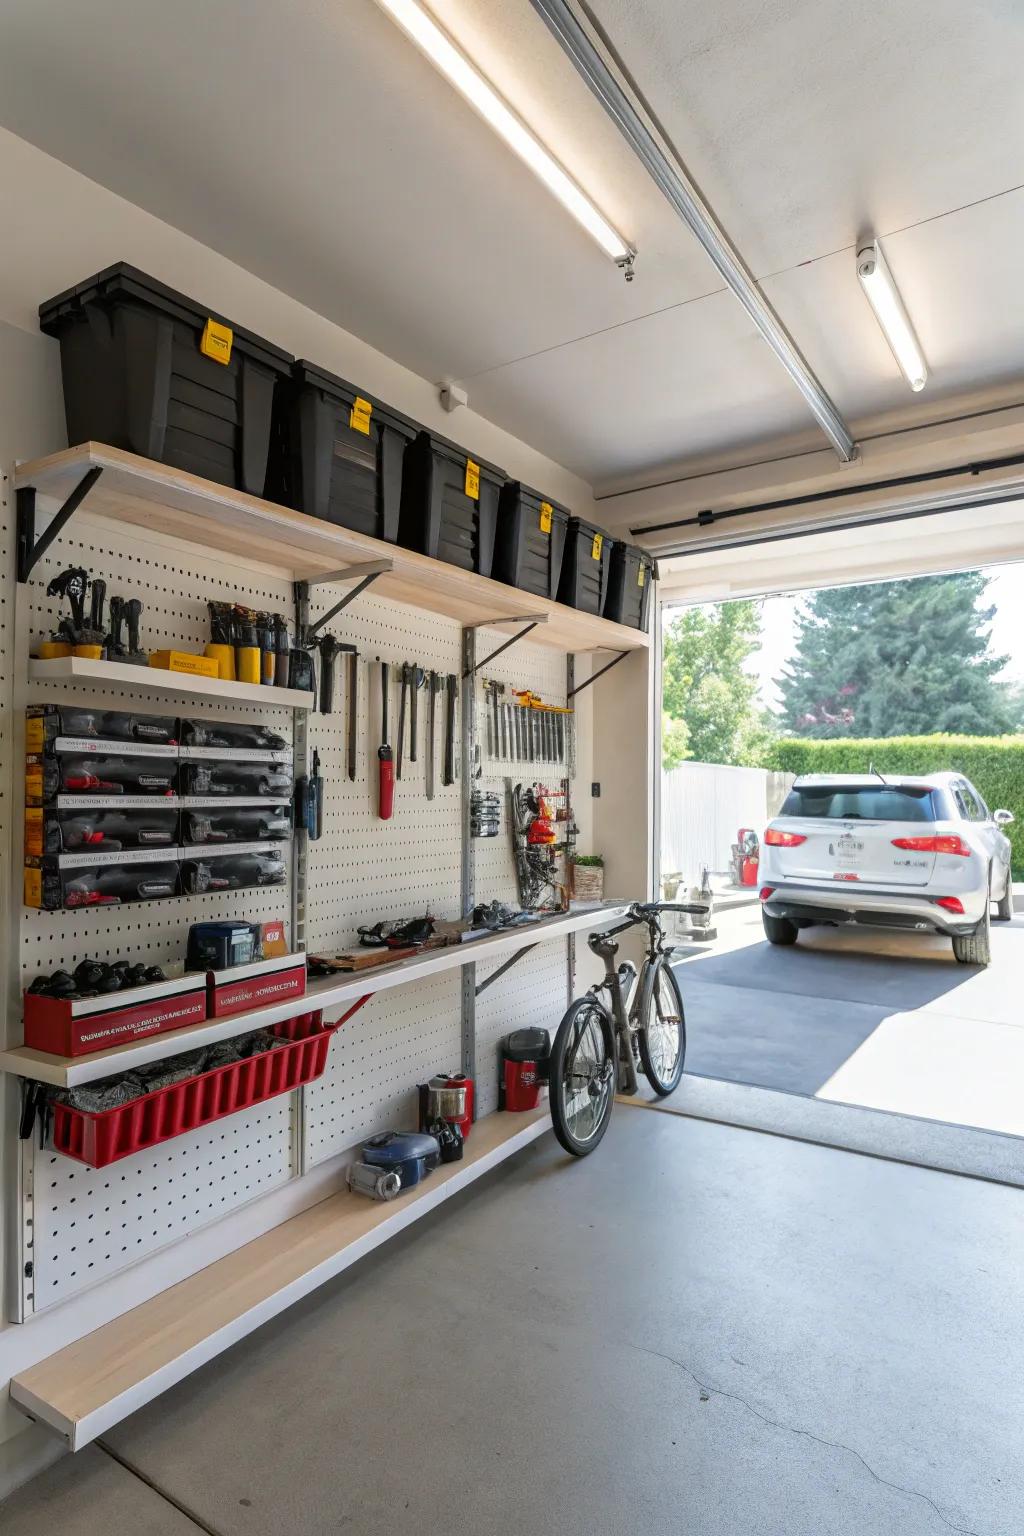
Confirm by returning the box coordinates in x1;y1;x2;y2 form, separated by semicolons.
399;431;506;576
493;483;569;600
557;517;613;615
604;542;656;630
39;263;293;495
276;362;420;540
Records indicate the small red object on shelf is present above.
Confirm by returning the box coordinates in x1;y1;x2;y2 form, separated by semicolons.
206;952;306;1018
24;975;207;1058
52;1011;328;1168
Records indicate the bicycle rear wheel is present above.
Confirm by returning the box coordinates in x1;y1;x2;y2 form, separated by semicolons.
637;961;686;1095
549;997;616;1157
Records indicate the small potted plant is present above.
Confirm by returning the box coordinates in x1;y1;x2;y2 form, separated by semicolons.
573;854;604;902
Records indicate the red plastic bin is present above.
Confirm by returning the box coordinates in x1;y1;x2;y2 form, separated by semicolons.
52;1012;328;1168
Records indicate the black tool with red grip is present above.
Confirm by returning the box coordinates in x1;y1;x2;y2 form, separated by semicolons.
378;661;394;820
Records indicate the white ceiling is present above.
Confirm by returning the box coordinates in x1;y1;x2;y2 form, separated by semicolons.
0;0;1021;492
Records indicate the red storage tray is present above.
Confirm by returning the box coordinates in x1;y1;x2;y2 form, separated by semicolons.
52;1012;327;1168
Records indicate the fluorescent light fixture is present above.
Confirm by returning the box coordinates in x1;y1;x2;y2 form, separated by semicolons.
372;0;632;264
857;240;928;392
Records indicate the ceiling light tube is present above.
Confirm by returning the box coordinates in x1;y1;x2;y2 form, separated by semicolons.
372;0;632;264
857;240;928;392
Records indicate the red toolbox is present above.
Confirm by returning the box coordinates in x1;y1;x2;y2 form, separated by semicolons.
52;1011;328;1167
206;952;306;1018
24;974;207;1058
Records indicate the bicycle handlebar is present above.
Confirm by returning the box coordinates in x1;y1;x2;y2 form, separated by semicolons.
634;900;711;917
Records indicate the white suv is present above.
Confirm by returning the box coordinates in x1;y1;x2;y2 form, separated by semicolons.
759;772;1014;966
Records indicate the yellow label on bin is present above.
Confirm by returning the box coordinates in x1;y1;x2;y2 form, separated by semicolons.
25;762;43;806
24;866;41;908
349;396;373;435
25;717;44;755
591;533;603;560
638;564;646;587
539;502;553;534
465;459;480;500
200;318;233;365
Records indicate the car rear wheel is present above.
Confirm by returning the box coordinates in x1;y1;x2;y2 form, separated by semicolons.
995;871;1013;921
762;910;798;946
952;900;991;966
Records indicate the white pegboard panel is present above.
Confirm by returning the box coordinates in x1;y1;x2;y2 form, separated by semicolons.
303;973;462;1166
15;512;301;1314
28;1098;293;1311
303;592;464;951
474;938;568;1117
300;586;465;1167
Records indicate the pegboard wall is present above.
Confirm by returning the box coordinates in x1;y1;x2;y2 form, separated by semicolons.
6;510;583;1318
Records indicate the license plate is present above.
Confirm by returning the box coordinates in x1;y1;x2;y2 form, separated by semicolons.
833;835;864;867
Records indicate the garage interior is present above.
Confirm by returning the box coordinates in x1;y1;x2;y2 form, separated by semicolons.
1;2;1023;1533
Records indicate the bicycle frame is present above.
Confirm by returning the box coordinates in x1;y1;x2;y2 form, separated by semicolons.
586;906;680;1094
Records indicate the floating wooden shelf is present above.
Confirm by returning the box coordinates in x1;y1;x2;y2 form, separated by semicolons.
0;904;630;1088
28;655;315;709
11;1106;550;1450
16;444;649;654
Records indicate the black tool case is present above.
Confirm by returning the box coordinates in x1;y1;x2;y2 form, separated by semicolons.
398;431;506;576
39;263;293;495
274;361;420;539
557;516;613;615
493;483;569;600
604;542;656;630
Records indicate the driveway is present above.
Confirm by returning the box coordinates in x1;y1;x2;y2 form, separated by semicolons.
673;903;1024;1137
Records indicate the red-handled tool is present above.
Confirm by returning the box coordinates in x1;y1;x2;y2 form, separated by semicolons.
378;661;394;820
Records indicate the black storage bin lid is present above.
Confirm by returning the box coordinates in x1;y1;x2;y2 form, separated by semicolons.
503;1027;551;1061
289;360;421;441
40;263;293;373
410;427;507;487
501;482;569;522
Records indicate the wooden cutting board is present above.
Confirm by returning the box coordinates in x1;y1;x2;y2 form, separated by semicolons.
310;947;419;972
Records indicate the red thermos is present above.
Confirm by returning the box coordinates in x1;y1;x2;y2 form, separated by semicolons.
500;1028;550;1112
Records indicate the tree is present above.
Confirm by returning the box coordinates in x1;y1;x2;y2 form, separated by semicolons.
777;572;1013;738
662;600;775;765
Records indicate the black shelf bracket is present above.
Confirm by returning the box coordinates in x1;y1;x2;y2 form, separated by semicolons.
16;466;104;583
293;559;393;640
462;614;549;677
475;941;538;997
567;649;629;699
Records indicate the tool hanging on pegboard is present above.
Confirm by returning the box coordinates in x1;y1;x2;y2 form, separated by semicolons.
478;680;573;772
471;788;501;837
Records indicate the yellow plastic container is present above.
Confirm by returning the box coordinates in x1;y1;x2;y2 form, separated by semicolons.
204;643;235;681
149;650;220;679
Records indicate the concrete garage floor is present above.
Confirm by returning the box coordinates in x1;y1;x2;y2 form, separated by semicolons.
675;904;1024;1137
4;1107;1023;1536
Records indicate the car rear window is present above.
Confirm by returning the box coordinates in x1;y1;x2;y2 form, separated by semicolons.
780;784;938;821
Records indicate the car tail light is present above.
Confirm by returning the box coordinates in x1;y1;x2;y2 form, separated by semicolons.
764;828;807;847
758;886;774;902
891;835;972;856
935;896;965;914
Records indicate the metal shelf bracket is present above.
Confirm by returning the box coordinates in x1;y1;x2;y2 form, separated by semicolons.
567;649;629;698
462;613;549;676
475;942;539;997
16;467;104;582
294;559;393;637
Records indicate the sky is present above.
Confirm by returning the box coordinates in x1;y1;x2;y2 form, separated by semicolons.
749;561;1024;712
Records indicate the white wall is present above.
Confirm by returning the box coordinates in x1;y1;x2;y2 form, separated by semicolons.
0;127;623;1492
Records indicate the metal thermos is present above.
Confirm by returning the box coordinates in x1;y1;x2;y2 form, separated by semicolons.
425;1072;473;1141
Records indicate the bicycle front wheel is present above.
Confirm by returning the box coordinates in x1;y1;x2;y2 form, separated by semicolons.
637;961;686;1096
549;998;616;1157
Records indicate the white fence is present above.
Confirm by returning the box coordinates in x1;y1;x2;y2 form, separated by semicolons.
661;761;793;879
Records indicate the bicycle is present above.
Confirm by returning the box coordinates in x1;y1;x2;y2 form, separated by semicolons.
548;901;707;1157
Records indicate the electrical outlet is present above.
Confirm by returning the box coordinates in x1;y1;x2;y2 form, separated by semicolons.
591;782;601;797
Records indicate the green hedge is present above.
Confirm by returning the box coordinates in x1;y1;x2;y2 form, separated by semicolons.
767;735;1024;873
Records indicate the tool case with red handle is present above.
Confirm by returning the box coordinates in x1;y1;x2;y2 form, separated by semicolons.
51;1011;329;1168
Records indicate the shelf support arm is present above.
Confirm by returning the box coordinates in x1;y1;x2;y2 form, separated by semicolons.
567;649;630;698
462;614;549;676
294;559;393;638
16;467;104;583
475;943;539;997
